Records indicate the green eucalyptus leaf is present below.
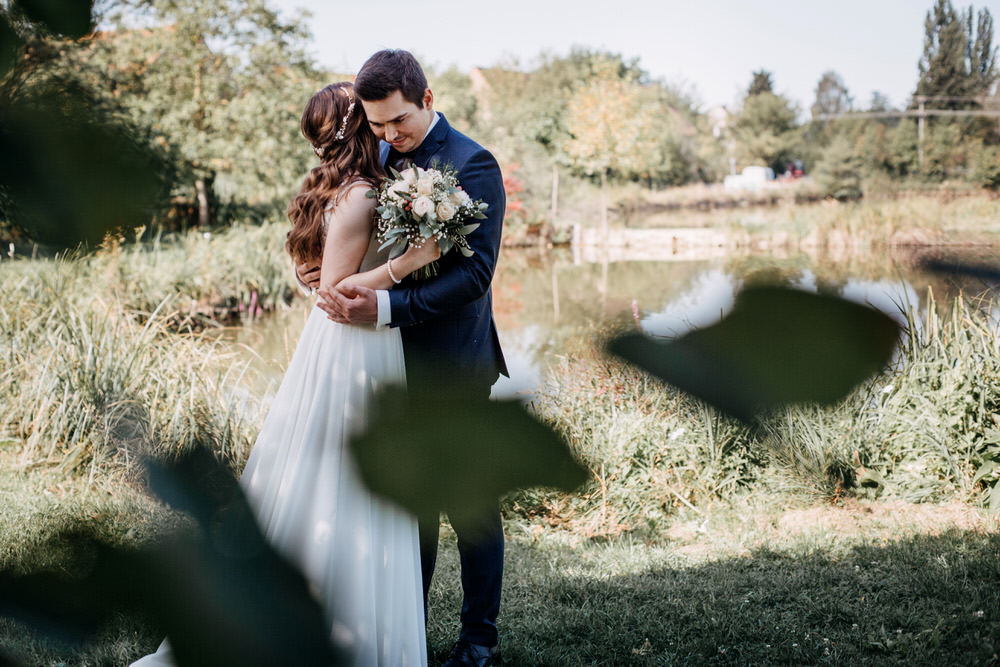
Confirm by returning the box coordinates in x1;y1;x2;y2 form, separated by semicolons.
391;237;408;257
607;286;901;423
458;223;480;235
458;245;475;258
350;387;587;520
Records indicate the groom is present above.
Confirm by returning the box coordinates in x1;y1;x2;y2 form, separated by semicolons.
306;49;507;667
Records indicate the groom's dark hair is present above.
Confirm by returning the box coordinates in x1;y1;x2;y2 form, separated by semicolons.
355;49;428;107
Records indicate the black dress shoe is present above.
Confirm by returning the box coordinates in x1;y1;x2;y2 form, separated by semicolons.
441;640;498;667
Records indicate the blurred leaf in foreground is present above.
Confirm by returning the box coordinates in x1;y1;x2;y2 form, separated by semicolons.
0;445;341;666
0;83;166;249
0;14;17;77
17;0;94;39
350;386;588;521
608;286;900;422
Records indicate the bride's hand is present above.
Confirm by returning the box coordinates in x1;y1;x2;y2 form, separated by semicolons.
403;237;441;269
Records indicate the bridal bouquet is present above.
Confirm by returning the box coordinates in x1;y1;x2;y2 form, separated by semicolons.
368;164;488;279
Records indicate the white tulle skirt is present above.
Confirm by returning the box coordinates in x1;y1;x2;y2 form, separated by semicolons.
132;307;427;667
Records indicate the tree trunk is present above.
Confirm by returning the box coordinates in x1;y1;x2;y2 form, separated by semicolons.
195;178;210;227
550;162;559;221
551;261;560;324
600;168;608;244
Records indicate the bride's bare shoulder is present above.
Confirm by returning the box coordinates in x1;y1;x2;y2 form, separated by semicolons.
338;180;376;209
325;180;376;233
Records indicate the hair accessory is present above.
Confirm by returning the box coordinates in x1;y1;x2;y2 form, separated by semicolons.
387;257;402;284
334;89;356;141
313;144;325;158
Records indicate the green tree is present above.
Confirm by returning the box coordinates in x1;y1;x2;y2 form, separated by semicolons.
564;63;652;235
68;0;324;226
746;69;774;97
917;0;998;102
0;0;166;247
868;91;893;112
427;66;478;134
811;70;852;118
734;74;800;172
967;6;997;96
813;132;863;200
479;48;647;222
917;0;969;102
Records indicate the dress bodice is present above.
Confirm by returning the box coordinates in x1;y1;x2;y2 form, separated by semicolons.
358;228;388;273
321;180;386;274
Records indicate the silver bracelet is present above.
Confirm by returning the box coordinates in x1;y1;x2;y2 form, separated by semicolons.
386;257;402;284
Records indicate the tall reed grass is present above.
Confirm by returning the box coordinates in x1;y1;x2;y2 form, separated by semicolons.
3;220;298;330
528;290;1000;536
0;262;265;475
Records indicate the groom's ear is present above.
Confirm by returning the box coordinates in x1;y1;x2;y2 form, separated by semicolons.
422;88;434;111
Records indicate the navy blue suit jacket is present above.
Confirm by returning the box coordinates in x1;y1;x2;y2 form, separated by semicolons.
380;114;508;389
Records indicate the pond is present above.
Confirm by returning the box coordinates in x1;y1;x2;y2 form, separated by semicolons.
224;240;999;403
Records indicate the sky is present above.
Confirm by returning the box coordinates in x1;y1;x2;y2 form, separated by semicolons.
269;0;1000;115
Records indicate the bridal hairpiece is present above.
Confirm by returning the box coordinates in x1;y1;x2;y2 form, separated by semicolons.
313;88;356;159
334;89;356;142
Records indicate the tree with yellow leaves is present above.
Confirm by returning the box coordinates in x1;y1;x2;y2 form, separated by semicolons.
564;65;652;237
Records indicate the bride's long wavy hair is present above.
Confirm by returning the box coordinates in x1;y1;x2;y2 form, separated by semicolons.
286;82;385;264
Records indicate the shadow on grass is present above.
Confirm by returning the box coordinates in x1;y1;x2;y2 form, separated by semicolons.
426;529;1000;667
2;522;998;666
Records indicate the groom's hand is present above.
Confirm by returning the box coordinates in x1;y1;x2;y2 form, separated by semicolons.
317;283;378;324
295;261;321;290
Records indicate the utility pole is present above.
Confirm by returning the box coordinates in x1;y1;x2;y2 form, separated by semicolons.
818;96;1000;174
916;95;926;172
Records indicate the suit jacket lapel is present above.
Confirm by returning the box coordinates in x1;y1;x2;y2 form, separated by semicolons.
413;113;450;167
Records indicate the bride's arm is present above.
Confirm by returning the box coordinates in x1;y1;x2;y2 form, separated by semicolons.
319;186;440;291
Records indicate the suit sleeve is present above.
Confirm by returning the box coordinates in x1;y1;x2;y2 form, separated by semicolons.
387;150;505;327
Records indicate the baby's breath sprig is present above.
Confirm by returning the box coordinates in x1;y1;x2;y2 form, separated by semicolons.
368;164;488;279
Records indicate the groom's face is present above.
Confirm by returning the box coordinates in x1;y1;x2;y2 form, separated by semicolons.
361;89;435;154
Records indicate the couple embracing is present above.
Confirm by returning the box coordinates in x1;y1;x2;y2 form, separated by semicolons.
134;50;507;667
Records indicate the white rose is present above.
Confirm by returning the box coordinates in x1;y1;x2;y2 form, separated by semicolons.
416;176;435;196
449;189;471;207
412;196;435;218
435;200;457;221
401;168;418;185
389;180;410;196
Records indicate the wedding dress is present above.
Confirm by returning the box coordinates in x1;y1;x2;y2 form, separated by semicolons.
132;226;427;666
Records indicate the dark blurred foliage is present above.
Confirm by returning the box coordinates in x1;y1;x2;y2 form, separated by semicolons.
351;384;588;523
0;0;168;249
16;0;93;39
608;286;901;423
0;81;169;248
0;445;343;666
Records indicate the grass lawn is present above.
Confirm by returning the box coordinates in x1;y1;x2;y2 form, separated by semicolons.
3;444;998;666
429;500;1000;666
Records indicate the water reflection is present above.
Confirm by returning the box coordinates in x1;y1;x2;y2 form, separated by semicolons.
223;244;997;403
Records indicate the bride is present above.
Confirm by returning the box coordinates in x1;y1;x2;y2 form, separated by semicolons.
132;82;437;666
